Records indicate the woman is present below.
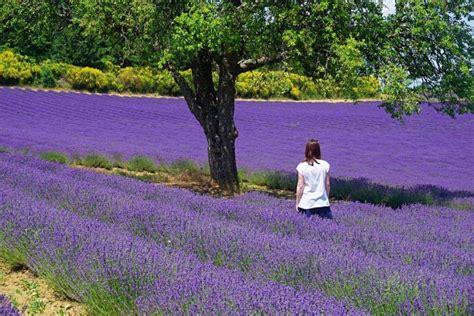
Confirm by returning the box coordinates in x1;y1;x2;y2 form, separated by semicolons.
295;139;333;219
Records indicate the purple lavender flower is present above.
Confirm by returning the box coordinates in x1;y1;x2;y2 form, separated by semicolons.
0;86;472;191
0;153;472;314
0;294;20;316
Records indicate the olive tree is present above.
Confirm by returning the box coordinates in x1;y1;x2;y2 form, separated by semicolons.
147;0;471;193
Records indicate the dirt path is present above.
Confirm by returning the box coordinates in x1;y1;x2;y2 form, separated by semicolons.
77;164;297;199
0;260;87;315
3;86;381;103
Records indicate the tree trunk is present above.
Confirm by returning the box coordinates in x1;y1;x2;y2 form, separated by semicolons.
205;117;239;194
169;51;240;194
202;56;239;194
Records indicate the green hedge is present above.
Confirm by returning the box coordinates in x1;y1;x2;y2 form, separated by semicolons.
0;49;380;99
0;50;34;85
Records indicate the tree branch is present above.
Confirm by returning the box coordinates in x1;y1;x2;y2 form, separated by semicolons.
166;63;206;126
166;63;195;105
236;51;287;74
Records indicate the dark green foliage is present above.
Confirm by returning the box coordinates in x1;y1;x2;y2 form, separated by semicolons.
39;151;68;164
0;147;8;153
33;61;70;88
127;156;157;173
0;0;159;68
81;154;113;170
379;0;473;117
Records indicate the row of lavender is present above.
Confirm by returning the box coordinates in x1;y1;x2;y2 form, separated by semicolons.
0;157;360;314
1;191;355;315
2;155;472;275
0;295;20;316
0;153;472;314
1;87;473;191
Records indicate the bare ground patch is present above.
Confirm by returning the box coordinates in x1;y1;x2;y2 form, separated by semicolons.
0;259;87;315
75;164;297;199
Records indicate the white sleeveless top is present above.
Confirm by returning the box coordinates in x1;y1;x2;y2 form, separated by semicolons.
296;160;330;209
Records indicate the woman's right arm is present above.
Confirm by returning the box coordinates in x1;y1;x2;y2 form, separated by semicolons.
325;173;330;197
295;172;305;211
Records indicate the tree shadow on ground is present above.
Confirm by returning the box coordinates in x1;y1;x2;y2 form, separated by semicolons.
246;170;474;209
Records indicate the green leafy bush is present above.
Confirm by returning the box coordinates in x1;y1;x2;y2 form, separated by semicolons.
235;71;363;100
155;71;180;96
0;49;381;99
105;72;124;92
236;71;293;99
127;155;157;172
81;154;113;170
66;66;109;92
0;50;34;85
39;151;68;164
117;67;156;94
353;75;380;98
314;77;342;99
288;73;318;99
33;61;70;88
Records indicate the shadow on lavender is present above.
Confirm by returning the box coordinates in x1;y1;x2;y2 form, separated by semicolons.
247;170;474;209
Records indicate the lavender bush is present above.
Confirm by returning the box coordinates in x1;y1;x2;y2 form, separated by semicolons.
0;87;473;191
0;294;20;316
0;186;361;315
0;153;472;314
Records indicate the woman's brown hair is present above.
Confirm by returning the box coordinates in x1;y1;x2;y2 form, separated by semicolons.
304;139;321;165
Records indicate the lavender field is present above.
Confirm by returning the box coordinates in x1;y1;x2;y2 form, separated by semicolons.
0;152;473;314
0;87;473;314
0;87;473;191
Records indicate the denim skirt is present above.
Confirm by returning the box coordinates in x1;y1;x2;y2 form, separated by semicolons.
298;206;333;219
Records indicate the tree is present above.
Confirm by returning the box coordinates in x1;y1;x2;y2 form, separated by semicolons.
147;0;472;193
151;2;299;193
0;0;160;68
379;0;473;118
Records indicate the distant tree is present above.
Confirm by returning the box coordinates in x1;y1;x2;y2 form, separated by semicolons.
0;0;159;67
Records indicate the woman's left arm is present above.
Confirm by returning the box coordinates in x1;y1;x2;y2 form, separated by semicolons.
295;172;305;211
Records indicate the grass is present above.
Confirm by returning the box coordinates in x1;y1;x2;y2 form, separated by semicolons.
160;159;207;176
111;153;127;169
9;147;474;208
127;155;157;172
81;154;113;170
22;280;46;315
39;151;68;164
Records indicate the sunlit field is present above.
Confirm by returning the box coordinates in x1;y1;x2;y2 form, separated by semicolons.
0;88;473;314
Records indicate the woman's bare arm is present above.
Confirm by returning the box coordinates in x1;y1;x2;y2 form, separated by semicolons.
295;172;305;210
326;173;330;197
